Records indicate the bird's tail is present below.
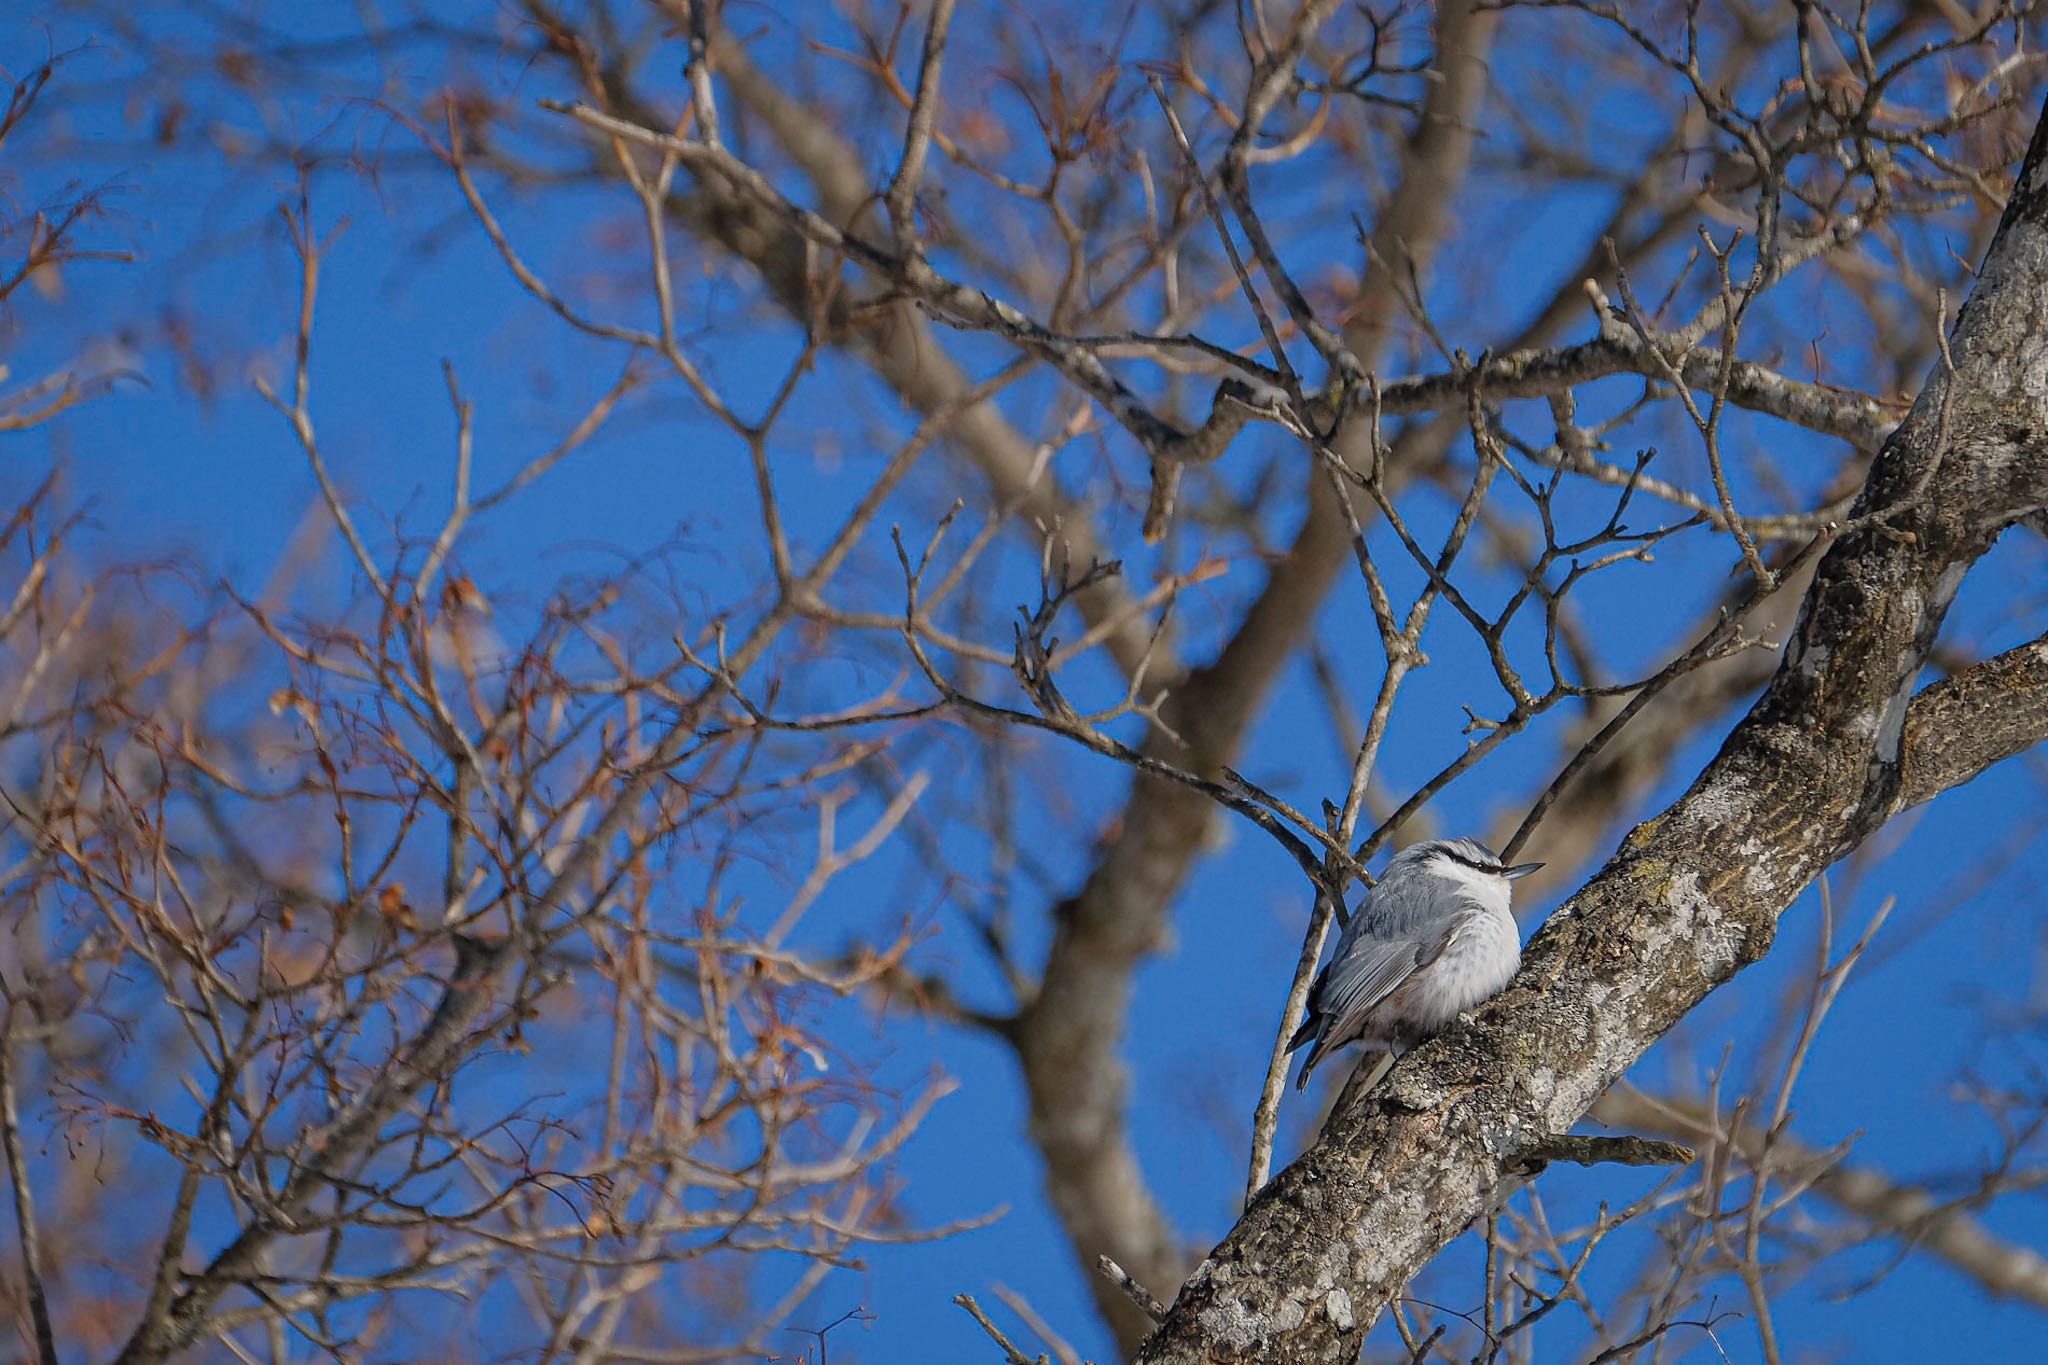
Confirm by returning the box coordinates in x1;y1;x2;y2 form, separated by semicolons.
1291;1018;1327;1093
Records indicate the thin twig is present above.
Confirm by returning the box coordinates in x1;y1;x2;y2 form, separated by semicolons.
0;1020;58;1365
1097;1255;1167;1323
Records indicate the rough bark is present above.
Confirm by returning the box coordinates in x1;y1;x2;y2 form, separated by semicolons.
1134;97;2048;1364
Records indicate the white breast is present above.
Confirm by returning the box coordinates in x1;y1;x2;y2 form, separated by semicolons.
1412;908;1521;1031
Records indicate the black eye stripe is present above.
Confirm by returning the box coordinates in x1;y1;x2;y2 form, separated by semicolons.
1436;846;1502;873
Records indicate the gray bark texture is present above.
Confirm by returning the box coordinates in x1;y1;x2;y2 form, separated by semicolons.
1134;97;2048;1365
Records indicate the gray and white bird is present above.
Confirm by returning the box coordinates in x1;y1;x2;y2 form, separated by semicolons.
1290;838;1542;1093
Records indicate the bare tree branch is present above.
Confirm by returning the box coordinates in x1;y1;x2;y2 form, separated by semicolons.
1593;1089;2048;1311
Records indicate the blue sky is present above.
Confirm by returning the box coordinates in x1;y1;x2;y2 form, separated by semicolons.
9;3;2048;1362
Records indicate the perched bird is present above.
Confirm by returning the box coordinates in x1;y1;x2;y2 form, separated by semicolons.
1290;838;1542;1093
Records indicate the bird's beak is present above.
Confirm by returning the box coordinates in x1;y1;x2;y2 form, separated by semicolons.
1505;861;1545;880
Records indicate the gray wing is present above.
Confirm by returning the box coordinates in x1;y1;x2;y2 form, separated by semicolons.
1293;920;1461;1090
1318;932;1434;1029
1315;869;1457;1020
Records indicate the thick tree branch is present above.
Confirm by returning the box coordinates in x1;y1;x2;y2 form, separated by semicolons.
1506;1131;1695;1174
1136;94;2048;1364
1894;630;2048;811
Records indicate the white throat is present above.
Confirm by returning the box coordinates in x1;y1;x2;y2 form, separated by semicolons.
1428;855;1513;917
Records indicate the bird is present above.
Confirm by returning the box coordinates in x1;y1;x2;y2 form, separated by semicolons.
1290;838;1543;1093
